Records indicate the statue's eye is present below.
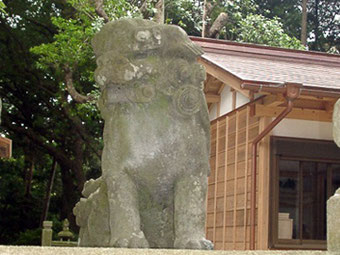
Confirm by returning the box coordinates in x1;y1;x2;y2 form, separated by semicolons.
153;28;161;40
136;30;151;42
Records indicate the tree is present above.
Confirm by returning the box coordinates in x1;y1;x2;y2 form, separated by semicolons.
235;14;305;49
0;0;5;13
254;0;339;52
0;0;135;235
307;0;339;52
164;0;203;36
202;0;258;39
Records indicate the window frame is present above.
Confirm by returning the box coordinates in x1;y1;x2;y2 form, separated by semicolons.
269;136;340;250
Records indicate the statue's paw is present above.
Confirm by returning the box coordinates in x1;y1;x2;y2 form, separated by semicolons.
114;231;149;248
174;238;214;250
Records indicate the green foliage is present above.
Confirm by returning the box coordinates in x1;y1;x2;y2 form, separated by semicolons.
214;0;258;40
254;0;340;52
235;14;305;49
165;0;203;36
0;158;40;244
254;0;302;39
30;0;139;122
14;229;42;246
0;0;6;13
307;0;340;52
163;0;304;50
30;17;94;70
31;0;138;71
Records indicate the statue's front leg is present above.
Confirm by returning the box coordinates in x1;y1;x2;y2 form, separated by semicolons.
106;171;149;248
174;173;213;250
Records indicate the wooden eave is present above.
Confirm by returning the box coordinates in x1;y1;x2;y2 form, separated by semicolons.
253;95;336;122
193;37;340;121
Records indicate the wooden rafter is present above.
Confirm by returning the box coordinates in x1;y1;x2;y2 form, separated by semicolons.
205;93;221;103
255;104;333;122
217;83;225;94
262;95;285;107
198;57;249;98
204;74;213;93
292;98;335;110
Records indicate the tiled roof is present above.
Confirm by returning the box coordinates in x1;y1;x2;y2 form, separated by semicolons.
191;37;340;92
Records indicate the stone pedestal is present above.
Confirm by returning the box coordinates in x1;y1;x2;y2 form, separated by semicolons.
41;221;53;246
327;188;340;253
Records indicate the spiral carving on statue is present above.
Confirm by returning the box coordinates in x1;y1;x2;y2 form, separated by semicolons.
173;85;201;116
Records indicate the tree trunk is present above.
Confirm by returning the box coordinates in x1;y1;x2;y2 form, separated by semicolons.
40;157;57;227
72;135;86;192
60;164;79;232
202;0;228;38
94;0;109;23
301;0;308;46
314;0;319;50
154;0;164;24
24;159;34;197
208;12;228;38
202;0;208;37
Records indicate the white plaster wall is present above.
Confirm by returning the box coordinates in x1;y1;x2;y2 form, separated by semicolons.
219;86;233;116
209;103;217;121
272;118;333;140
236;93;249;109
208;85;250;121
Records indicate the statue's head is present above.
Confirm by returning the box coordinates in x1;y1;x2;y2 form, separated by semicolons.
92;18;206;118
92;18;204;90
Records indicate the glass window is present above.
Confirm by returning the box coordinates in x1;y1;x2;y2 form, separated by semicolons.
272;137;340;248
278;160;299;239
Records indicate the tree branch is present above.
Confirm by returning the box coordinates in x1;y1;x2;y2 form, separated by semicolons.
207;12;228;38
202;0;222;37
94;0;109;23
2;112;74;170
59;92;102;159
64;67;95;103
139;0;149;18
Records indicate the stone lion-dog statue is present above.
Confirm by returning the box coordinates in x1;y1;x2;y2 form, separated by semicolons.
73;18;212;250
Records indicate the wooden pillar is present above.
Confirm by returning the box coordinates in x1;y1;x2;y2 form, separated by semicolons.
213;119;220;243
232;89;237;110
222;116;229;249
233;111;239;248
257;116;272;249
243;106;250;249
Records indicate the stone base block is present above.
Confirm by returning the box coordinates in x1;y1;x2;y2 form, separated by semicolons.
0;246;330;255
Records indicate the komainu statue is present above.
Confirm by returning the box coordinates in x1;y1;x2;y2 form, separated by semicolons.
73;18;212;250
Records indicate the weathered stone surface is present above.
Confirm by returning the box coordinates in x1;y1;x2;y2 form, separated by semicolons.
333;99;340;147
41;221;53;247
0;246;329;255
73;18;211;249
327;188;340;253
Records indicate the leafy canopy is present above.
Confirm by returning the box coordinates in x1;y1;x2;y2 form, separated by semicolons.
235;14;305;49
0;0;5;13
